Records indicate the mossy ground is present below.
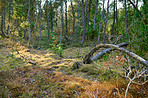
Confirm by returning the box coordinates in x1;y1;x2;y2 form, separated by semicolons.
0;38;147;97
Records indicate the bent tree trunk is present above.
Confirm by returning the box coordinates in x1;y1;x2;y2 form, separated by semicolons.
91;42;128;61
83;44;148;66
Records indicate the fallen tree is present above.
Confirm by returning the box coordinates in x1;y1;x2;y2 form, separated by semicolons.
83;44;148;66
91;42;128;61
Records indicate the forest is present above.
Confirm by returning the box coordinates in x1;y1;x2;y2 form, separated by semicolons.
0;0;148;97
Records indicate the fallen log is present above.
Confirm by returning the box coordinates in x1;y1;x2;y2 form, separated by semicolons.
91;42;128;61
83;44;148;67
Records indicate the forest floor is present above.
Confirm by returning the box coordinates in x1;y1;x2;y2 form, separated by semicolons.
0;38;147;97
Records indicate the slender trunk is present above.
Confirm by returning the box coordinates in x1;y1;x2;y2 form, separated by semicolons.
3;9;6;32
81;0;86;44
33;0;36;48
128;0;142;17
86;0;91;32
85;0;88;16
111;0;115;35
65;0;68;34
103;0;110;44
27;0;31;48
125;0;128;31
38;0;42;49
60;0;64;44
93;0;98;30
7;0;12;34
71;0;75;37
50;0;53;34
116;0;118;35
1;11;6;37
97;0;105;44
46;0;50;45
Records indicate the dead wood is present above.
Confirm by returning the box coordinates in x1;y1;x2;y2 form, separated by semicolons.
83;44;148;66
91;42;128;61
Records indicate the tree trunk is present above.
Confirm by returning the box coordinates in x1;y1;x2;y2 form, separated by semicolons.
6;0;12;34
38;0;42;49
71;0;75;38
93;0;98;30
111;0;115;35
65;0;68;34
103;0;110;43
83;44;148;66
50;0;53;34
125;0;128;31
60;0;64;44
27;0;31;49
116;0;118;35
91;42;128;61
46;0;50;45
86;0;91;36
97;0;105;44
81;0;86;44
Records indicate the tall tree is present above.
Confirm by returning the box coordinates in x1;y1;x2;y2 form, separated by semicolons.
60;0;64;44
38;0;42;49
71;0;75;37
103;0;110;43
93;0;99;30
27;0;31;48
111;0;116;35
116;0;118;35
65;0;68;34
81;0;86;44
98;0;105;44
46;0;50;45
86;0;91;33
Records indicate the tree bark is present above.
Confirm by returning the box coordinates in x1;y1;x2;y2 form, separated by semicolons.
38;0;42;49
50;0;53;34
71;0;75;38
91;42;128;61
93;0;98;30
103;0;110;43
83;44;148;67
116;0;118;35
81;0;86;44
111;0;115;35
65;0;68;34
27;0;31;49
86;0;91;35
46;0;50;45
60;0;64;44
97;0;105;44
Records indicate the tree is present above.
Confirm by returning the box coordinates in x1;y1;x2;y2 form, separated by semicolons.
46;0;50;45
81;0;86;44
27;0;31;49
103;0;110;43
97;0;105;44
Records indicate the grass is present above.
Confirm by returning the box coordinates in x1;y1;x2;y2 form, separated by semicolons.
0;37;147;97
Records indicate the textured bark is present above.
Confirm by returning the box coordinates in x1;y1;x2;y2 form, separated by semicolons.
103;0;110;43
27;0;31;49
6;0;12;34
65;0;68;34
86;0;91;33
60;0;64;44
71;0;75;37
97;0;105;44
115;0;118;35
93;0;98;30
111;0;115;35
50;0;53;34
91;42;128;61
83;44;148;66
38;0;42;49
81;0;85;44
46;0;50;45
